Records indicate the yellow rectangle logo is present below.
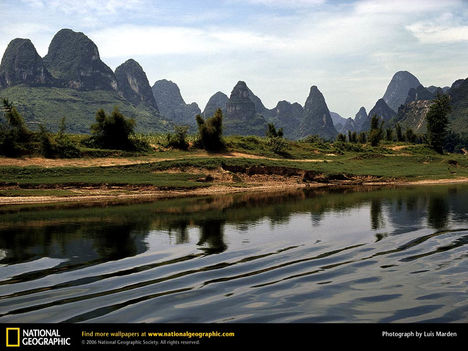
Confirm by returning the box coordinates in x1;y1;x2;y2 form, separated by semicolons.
6;328;20;347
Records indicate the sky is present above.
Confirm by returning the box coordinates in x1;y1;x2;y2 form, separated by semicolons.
1;0;468;117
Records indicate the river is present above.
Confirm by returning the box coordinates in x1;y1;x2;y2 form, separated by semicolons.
0;185;467;323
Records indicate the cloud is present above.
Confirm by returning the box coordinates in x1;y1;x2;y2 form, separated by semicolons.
406;22;468;44
354;0;460;14
2;0;468;117
237;0;325;6
21;0;144;14
89;25;286;57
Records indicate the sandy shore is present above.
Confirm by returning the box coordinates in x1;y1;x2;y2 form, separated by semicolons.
1;177;468;206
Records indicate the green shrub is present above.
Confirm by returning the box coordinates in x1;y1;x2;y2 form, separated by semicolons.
267;136;288;154
195;108;225;152
167;125;189;150
89;107;148;151
266;123;283;138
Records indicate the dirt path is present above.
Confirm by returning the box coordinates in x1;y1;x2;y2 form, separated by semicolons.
0;152;328;168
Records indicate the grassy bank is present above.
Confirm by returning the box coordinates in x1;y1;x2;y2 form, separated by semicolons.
0;139;467;195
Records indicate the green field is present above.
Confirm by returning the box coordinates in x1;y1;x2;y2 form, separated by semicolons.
0;138;467;193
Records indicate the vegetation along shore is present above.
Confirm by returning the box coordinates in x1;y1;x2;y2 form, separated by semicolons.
0;95;467;206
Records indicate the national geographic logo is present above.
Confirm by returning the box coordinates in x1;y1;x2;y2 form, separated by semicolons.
6;328;20;347
5;327;71;347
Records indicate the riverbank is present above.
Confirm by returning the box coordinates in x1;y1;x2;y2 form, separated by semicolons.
0;141;466;206
1;175;468;206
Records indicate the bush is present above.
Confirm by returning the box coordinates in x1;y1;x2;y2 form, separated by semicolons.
267;136;288;154
167;125;189;150
55;118;81;158
196;108;225;152
334;141;364;152
38;125;56;158
37;119;81;158
266;123;283;138
89;107;147;151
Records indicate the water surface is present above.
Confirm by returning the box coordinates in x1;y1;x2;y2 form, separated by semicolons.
0;185;467;323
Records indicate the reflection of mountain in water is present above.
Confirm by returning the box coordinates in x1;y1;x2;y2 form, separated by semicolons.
385;195;427;234
0;221;150;265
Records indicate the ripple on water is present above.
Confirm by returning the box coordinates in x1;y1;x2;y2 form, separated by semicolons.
0;186;467;323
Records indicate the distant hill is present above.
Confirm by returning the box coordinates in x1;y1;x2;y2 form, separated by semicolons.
151;79;200;127
224;81;267;136
363;98;396;130
266;100;303;139
202;91;228;117
382;71;421;112
329;111;347;131
298;86;337;140
1;28;466;139
115;59;158;109
0;29;170;134
354;106;368;132
0;85;170;133
389;77;468;136
43;29;118;91
448;77;468;136
0;38;56;88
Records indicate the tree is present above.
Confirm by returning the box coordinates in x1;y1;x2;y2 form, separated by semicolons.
395;123;404;142
426;93;451;153
405;128;417;143
336;133;346;142
385;128;393;141
358;132;367;144
0;99;33;156
196;108;225;152
91;107;136;150
368;114;383;147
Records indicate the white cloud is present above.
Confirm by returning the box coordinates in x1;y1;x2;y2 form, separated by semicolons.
406;22;468;44
90;25;292;58
355;0;460;14
21;0;143;14
238;0;325;6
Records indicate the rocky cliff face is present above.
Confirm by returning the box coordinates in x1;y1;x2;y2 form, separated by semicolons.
448;77;468;135
151;79;200;126
43;29;117;91
267;100;303;139
115;59;158;109
340;118;357;134
224;81;267;136
330;111;347;131
382;71;421;112
354;106;368;132
247;87;267;114
393;99;433;133
363;98;396;130
0;38;56;88
298;85;337;140
404;85;434;104
203;91;228;117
